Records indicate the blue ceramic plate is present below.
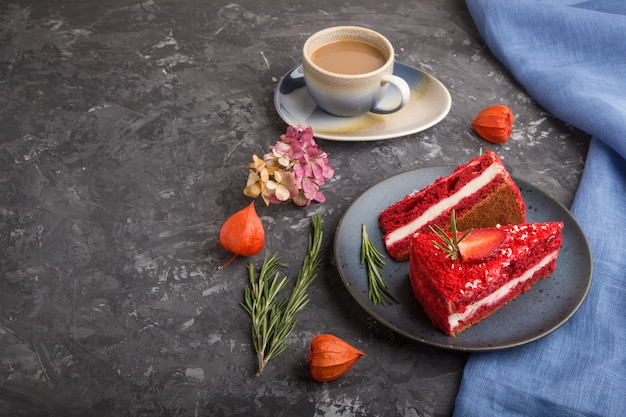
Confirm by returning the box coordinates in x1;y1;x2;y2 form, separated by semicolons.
334;167;593;351
274;63;451;141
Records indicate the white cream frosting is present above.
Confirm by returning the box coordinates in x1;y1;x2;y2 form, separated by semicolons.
448;250;559;330
385;162;505;247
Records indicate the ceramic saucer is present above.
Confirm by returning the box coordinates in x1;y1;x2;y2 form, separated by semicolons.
274;63;451;141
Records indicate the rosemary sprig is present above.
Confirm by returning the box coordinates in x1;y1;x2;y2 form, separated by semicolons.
428;210;472;260
241;212;323;376
360;223;397;306
241;253;288;376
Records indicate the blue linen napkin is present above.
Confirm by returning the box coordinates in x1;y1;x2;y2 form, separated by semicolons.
454;1;626;416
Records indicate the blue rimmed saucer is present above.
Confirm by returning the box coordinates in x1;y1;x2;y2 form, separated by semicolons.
274;63;451;141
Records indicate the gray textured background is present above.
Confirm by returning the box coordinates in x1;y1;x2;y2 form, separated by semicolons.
0;0;589;416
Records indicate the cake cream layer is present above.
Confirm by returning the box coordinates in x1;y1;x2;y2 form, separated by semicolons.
448;250;559;330
385;161;505;247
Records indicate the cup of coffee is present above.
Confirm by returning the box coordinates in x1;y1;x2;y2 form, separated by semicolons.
302;26;411;117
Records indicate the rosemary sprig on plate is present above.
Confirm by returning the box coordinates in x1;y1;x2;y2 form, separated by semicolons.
241;212;323;376
428;209;472;260
360;223;397;306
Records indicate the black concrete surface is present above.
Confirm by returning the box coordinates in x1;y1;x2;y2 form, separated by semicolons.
0;1;589;416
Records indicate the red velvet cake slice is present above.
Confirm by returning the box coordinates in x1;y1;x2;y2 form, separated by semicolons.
409;222;564;336
379;151;525;261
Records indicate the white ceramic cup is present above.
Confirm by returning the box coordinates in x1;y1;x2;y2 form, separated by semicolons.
302;26;411;117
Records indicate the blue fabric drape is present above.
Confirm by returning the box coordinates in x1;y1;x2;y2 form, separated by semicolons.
454;1;626;416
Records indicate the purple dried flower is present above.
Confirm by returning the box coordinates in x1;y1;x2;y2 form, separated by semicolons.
243;126;334;206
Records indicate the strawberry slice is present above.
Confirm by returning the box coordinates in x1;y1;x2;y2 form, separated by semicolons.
457;227;507;262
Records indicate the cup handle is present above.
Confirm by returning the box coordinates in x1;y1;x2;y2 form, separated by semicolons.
370;74;411;114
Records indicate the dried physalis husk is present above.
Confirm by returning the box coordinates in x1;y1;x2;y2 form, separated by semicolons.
471;105;514;144
218;201;264;269
309;334;366;382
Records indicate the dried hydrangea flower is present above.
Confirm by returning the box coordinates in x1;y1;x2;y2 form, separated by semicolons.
243;126;334;206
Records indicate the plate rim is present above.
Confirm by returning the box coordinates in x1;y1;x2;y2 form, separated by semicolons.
274;62;452;141
333;166;593;351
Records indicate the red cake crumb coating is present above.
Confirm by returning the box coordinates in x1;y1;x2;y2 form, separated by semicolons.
409;222;564;336
379;151;525;261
